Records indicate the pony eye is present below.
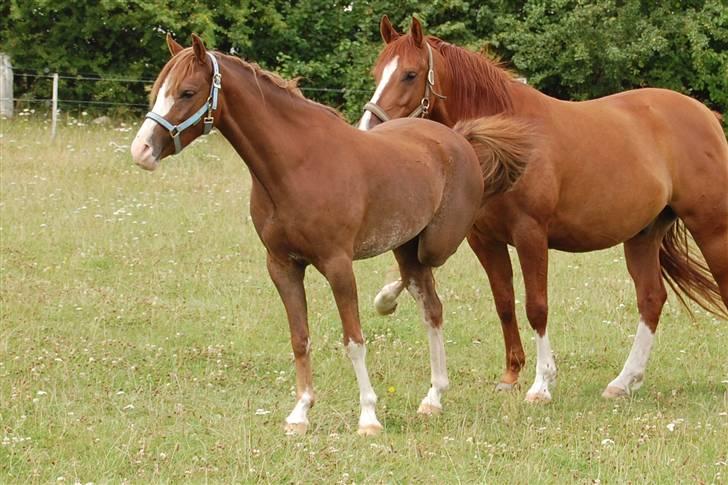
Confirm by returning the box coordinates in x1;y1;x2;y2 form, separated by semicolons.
405;71;417;80
180;90;195;99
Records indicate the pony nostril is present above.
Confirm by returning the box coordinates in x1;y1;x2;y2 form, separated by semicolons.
130;139;154;163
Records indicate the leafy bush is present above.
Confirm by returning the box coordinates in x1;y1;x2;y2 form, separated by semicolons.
2;0;726;125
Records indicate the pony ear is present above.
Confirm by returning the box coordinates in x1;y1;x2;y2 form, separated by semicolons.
191;33;207;64
166;33;184;57
380;15;400;44
410;16;424;47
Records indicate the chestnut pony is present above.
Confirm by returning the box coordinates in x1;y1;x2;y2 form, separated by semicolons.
131;35;532;435
361;16;728;402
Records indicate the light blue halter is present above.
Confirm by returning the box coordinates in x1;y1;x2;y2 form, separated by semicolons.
146;52;222;154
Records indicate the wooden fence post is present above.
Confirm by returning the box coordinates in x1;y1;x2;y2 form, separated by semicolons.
51;73;58;139
0;53;12;118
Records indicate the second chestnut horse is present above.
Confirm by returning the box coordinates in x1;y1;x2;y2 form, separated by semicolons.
361;16;728;402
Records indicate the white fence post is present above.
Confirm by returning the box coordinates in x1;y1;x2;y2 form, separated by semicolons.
51;72;59;139
0;53;12;118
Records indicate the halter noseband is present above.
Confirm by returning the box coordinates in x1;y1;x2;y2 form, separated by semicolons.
363;42;447;123
146;52;222;154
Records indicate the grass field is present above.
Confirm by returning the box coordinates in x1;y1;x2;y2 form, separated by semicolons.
1;116;726;483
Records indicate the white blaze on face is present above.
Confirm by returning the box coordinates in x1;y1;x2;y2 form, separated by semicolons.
130;77;174;166
357;56;399;131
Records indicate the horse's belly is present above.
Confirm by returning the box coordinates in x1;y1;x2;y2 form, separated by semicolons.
546;200;665;251
546;224;633;252
353;218;428;260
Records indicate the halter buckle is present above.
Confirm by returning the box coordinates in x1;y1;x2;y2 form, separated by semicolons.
203;116;214;134
427;69;435;86
212;73;222;89
420;97;430;116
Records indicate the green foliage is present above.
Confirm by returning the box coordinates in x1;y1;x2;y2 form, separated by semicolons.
1;0;726;121
494;0;728;112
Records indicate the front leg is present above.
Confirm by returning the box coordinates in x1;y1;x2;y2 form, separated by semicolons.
266;254;313;435
467;232;525;390
319;255;383;436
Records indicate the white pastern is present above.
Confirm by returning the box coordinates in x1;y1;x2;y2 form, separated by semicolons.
606;319;655;394
374;279;404;315
357;56;399;131
285;390;313;427
131;78;173;163
408;282;448;412
346;341;382;432
420;324;448;410
525;332;557;402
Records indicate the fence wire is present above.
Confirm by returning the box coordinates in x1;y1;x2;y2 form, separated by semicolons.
8;69;370;110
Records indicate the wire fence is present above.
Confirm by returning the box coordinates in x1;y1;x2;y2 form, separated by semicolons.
4;68;370;112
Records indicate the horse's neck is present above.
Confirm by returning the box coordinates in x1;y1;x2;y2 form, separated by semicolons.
216;59;340;197
440;47;549;120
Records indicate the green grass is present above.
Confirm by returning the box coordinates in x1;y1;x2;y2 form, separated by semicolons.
1;116;726;483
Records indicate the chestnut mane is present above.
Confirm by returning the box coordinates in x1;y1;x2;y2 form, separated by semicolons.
376;35;515;118
150;49;342;118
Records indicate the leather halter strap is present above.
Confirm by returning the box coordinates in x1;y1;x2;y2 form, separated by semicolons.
145;52;222;154
363;42;446;123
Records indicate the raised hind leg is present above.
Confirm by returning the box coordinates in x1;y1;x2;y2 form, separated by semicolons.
373;276;405;315
267;254;314;435
467;231;526;390
513;222;557;402
603;218;672;398
393;240;449;415
319;254;382;436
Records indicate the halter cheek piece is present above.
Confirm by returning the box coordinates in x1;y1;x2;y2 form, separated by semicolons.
146;52;222;154
363;42;447;123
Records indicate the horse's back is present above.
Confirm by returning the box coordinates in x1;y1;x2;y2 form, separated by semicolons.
500;88;728;251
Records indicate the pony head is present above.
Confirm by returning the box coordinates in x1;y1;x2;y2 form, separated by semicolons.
358;16;449;131
131;34;221;170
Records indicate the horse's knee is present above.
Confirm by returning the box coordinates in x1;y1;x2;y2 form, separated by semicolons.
290;335;310;359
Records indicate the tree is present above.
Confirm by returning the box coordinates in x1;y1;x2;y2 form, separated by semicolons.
1;0;725;126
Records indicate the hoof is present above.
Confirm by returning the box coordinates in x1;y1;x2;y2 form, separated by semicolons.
374;281;402;315
375;301;397;316
525;392;551;403
357;424;383;436
374;293;398;315
283;422;308;436
602;385;628;399
417;402;443;416
495;381;518;392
